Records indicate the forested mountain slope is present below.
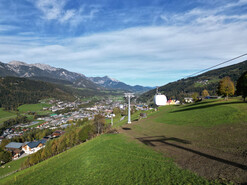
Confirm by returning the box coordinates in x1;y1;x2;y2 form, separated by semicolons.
0;77;75;110
138;60;247;103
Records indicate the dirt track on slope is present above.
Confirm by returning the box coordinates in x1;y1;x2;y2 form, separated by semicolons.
118;121;247;184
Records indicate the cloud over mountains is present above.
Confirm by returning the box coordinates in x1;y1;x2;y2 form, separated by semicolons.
0;0;247;86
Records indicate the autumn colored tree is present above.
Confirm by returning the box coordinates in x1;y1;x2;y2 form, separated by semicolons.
192;92;199;102
218;76;235;100
236;71;247;102
94;114;106;135
0;139;10;148
56;135;67;153
113;107;121;115
78;124;94;142
202;89;209;98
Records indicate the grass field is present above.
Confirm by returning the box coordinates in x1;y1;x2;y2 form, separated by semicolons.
124;98;247;155
0;134;215;185
119;98;247;183
0;157;27;179
0;108;16;124
1;98;246;184
18;103;52;114
110;109;156;128
155;99;247;127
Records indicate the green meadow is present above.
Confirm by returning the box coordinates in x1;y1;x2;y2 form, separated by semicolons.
1;98;246;184
155;98;247;127
0;157;27;179
0;108;16;125
0;134;215;185
18;103;52;114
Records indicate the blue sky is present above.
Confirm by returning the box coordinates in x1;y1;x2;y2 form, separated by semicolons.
1;0;247;86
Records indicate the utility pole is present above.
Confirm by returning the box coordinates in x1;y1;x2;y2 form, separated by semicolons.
124;93;135;124
111;116;113;126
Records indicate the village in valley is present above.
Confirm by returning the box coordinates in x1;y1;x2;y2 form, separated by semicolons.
0;97;153;162
0;90;223;165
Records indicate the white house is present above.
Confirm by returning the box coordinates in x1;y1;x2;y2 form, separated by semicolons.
22;140;46;154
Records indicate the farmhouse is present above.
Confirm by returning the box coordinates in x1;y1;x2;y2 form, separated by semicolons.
52;130;65;138
5;142;24;159
22;140;46;154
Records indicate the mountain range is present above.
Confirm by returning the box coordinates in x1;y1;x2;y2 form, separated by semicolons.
138;60;247;103
89;76;153;93
0;61;153;93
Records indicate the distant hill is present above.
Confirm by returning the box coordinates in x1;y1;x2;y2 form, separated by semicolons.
0;76;75;110
138;60;247;103
89;76;153;93
0;76;126;110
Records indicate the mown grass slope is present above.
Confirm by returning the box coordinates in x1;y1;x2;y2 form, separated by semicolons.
126;98;247;156
0;134;215;185
155;98;247;127
119;98;247;183
0;157;27;179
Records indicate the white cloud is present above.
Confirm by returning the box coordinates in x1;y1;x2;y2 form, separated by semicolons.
1;1;247;86
35;0;66;20
33;0;99;25
1;17;247;86
161;0;247;26
60;9;76;23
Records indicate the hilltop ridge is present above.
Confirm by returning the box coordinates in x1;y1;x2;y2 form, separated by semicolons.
138;60;247;103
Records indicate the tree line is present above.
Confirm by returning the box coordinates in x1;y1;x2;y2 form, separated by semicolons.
22;116;110;168
189;71;247;102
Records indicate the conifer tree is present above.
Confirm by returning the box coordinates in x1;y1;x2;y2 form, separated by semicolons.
236;71;247;102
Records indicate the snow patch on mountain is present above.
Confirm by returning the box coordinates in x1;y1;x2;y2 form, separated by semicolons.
8;61;28;67
109;77;119;82
22;72;34;77
32;63;58;71
7;64;21;74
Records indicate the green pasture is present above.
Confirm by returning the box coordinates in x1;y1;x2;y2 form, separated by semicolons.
0;157;27;179
110;109;156;128
0;108;17;124
155;98;247;127
0;134;215;185
18;104;52;114
121;98;247;159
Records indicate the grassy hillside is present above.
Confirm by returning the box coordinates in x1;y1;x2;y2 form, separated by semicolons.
0;134;215;185
138;60;247;103
120;98;247;183
0;108;16;125
0;157;27;179
154;99;247;127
